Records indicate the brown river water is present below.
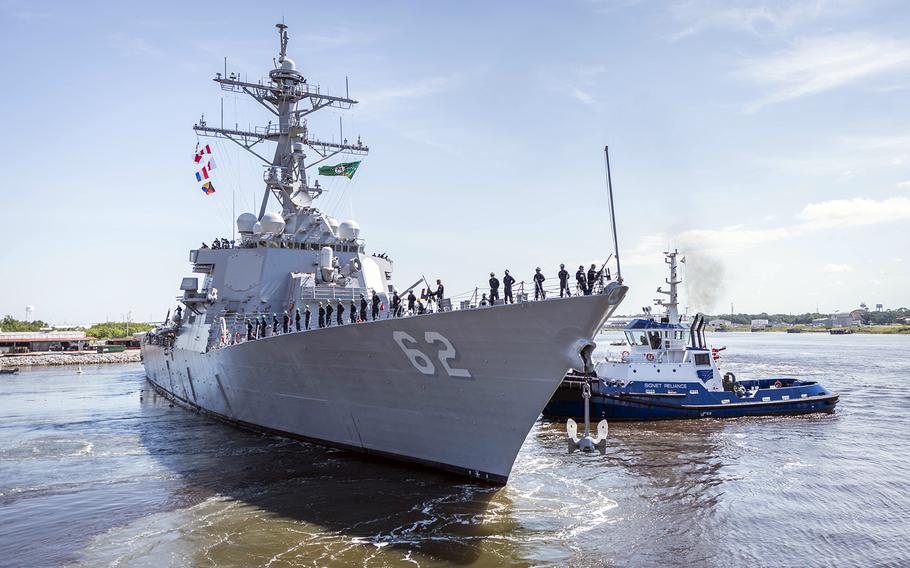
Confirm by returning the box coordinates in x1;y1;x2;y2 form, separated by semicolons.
1;332;908;567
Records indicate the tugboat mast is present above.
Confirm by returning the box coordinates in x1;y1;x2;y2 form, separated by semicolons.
192;23;369;219
654;249;681;323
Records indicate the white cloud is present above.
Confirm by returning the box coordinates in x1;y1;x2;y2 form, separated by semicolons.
824;263;854;273
571;87;596;105
897;180;910;188
797;196;910;228
359;75;461;108
625;195;910;259
668;0;859;40
737;33;910;111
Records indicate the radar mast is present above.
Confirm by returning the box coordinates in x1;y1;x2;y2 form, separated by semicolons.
193;23;369;219
654;249;681;323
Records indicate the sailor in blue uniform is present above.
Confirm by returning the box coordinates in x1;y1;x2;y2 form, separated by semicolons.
576;265;588;295
305;305;311;330
558;264;570;297
360;294;368;322
318;302;325;328
391;291;401;317
325;302;333;327
336;300;345;326
372;291;380;320
350;300;357;323
407;290;416;314
295;308;301;331
503;270;515;304
246;319;254;341
533;267;546;300
489;272;500;305
282;311;289;334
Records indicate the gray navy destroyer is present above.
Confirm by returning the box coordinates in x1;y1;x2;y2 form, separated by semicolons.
141;23;628;484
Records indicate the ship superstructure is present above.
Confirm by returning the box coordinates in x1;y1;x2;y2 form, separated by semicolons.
141;24;629;483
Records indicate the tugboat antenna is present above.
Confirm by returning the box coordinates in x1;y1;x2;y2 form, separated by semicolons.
604;146;622;284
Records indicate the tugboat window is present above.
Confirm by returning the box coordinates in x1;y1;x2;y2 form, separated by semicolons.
694;353;710;366
648;331;662;349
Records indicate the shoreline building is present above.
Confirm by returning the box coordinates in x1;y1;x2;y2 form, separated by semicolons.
0;330;90;353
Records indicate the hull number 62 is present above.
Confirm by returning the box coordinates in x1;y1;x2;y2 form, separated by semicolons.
393;331;472;378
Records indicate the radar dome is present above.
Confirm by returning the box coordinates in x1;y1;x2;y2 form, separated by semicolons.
236;212;258;234
338;220;361;240
260;212;286;234
280;57;296;70
252;222;262;235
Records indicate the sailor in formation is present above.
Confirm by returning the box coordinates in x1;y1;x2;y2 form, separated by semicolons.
350;300;357;324
489;272;500;305
587;263;603;295
305;305;311;330
576;265;588;295
360;294;368;322
282;311;290;334
325;302;333;327
270;313;278;335
246;319;254;341
336;300;345;326
435;280;445;304
533;267;546;300
391;291;401;318
318;302;326;328
407;290;416;314
295;308;301;332
503;270;515;304
558;264;571;297
372;291;380;320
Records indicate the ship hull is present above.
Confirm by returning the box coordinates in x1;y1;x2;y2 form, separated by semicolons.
142;288;626;483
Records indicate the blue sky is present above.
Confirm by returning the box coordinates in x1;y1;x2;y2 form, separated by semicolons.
1;0;909;324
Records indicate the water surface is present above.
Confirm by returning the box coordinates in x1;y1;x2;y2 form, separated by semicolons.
1;333;908;567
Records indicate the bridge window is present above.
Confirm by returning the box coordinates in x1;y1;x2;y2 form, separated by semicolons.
694;353;710;366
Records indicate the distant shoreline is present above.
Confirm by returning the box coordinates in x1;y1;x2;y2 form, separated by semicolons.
0;350;142;367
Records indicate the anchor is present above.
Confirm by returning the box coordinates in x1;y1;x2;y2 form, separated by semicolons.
567;343;608;453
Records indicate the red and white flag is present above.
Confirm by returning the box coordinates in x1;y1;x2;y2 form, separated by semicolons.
206;157;217;171
194;144;212;163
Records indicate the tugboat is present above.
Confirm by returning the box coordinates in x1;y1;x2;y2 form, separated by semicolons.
543;251;838;421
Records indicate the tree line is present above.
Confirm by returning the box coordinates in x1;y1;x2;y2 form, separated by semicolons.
1;316;153;338
705;308;910;326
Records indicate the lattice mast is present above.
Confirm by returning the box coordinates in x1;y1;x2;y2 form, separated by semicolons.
654;249;681;322
193;23;369;219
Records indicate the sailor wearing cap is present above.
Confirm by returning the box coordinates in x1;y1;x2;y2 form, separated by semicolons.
576;265;588;295
391;290;401;318
407;290;416;314
489;272;500;305
295;308;301;332
325;302;333;327
336;300;345;326
305;305;311;330
272;313;279;335
350;300;357;323
503;270;515;304
533;267;546;301
318;302;325;328
360;294;368;322
246;319;254;341
282;311;290;334
558;263;571;298
372;291;380;320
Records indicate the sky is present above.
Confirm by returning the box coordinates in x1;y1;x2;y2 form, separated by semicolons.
1;0;909;324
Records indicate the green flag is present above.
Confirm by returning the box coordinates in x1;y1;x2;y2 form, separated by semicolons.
318;161;361;178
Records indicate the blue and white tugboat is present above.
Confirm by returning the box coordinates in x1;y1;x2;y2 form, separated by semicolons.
543;250;839;421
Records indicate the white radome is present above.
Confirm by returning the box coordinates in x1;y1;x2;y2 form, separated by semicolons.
338;220;361;240
236;212;258;234
260;212;286;234
252;222;262;235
